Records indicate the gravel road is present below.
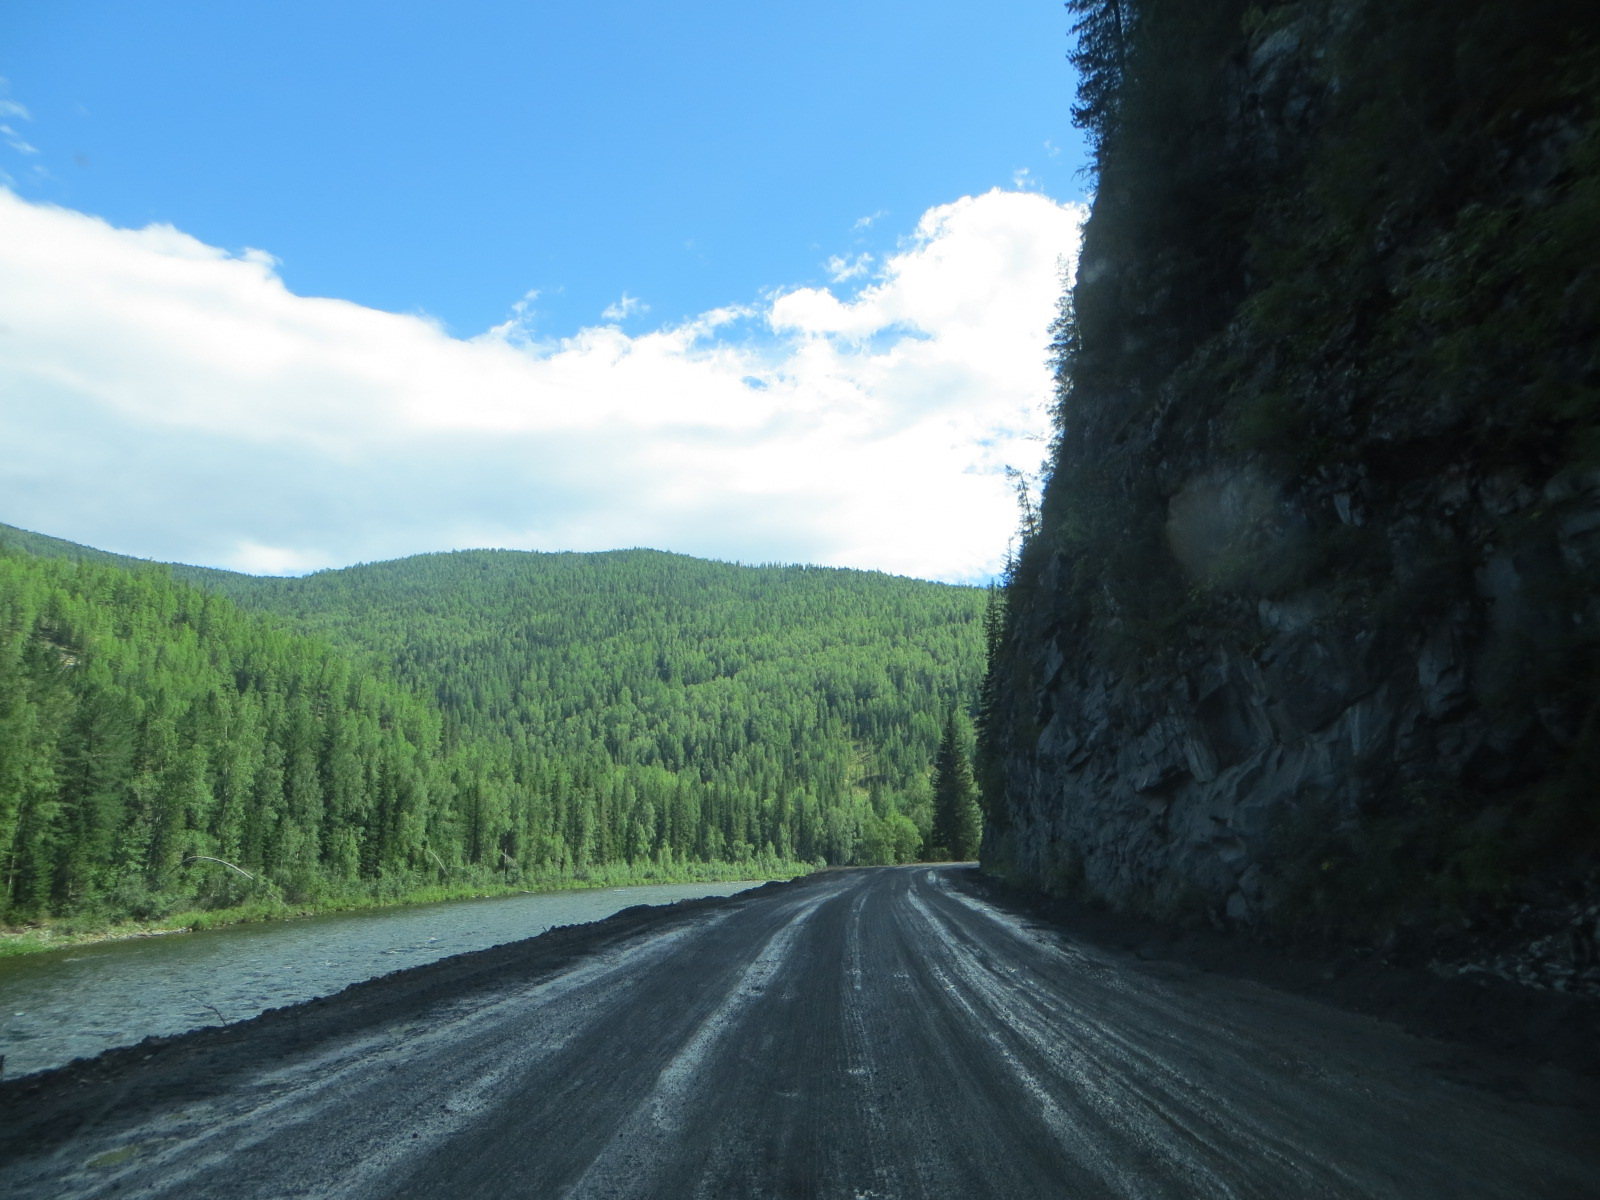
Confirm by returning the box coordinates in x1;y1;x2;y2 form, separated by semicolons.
2;866;1595;1199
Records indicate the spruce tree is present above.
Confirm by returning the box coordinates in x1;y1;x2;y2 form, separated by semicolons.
1066;0;1134;161
930;712;983;862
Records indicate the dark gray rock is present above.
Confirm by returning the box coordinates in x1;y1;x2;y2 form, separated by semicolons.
979;0;1599;955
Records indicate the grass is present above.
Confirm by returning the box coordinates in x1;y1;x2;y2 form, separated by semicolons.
0;858;817;959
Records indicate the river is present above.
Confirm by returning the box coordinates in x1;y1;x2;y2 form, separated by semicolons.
0;880;760;1077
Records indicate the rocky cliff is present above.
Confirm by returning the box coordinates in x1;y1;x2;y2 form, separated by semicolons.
980;0;1600;980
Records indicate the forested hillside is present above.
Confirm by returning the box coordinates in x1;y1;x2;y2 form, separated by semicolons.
0;551;475;923
981;0;1599;961
0;530;986;927
205;550;981;833
223;550;989;864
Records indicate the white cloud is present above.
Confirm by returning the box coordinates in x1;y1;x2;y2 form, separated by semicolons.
0;81;35;155
0;125;37;156
825;252;873;283
0;79;29;122
852;210;887;231
600;292;648;322
484;288;541;344
229;541;336;575
0;187;1084;582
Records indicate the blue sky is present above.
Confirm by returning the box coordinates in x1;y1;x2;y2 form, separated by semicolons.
4;0;1088;336
0;1;1091;581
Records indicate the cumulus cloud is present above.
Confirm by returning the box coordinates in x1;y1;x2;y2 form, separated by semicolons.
0;187;1084;582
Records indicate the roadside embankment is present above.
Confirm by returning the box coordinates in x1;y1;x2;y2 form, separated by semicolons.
961;871;1600;1078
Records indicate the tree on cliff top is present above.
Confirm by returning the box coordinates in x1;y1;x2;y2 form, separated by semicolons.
1066;0;1135;159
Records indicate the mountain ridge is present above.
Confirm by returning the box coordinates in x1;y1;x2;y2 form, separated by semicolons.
0;521;964;590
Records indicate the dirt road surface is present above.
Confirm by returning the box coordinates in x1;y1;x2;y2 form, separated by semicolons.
1;866;1595;1198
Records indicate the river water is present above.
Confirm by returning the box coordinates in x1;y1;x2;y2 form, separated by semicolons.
0;880;760;1077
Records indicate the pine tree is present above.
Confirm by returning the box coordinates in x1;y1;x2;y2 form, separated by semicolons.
1066;0;1134;160
974;584;1009;830
930;712;983;862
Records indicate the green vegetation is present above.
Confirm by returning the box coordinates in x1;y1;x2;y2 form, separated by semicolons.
0;858;795;959
0;531;985;935
204;547;986;867
929;712;982;862
0;551;508;929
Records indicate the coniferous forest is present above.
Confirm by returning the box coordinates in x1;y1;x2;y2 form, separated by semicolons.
0;523;987;928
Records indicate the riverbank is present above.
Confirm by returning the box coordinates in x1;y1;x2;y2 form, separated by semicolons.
0;859;816;959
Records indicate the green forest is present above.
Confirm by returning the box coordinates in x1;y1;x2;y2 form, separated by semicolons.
0;525;987;932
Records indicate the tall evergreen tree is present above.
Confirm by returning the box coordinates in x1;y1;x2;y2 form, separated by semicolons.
930;712;982;862
1066;0;1135;160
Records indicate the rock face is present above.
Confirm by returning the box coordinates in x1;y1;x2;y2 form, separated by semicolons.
980;0;1600;940
991;466;1600;923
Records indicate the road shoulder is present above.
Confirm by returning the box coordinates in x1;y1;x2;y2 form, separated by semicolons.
953;868;1600;1098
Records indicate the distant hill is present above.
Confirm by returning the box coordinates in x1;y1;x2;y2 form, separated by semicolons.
0;521;245;589
214;548;982;791
1;524;984;923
